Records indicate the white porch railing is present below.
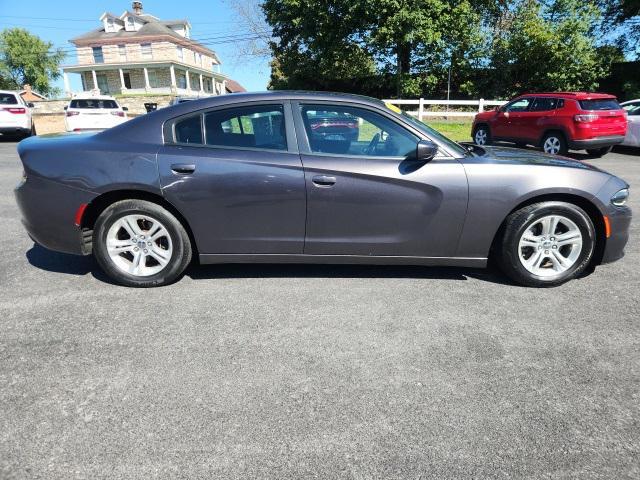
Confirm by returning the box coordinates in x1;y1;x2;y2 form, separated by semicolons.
383;98;507;119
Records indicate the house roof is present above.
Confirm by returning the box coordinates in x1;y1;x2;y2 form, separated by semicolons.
225;79;247;93
18;88;47;100
71;11;215;60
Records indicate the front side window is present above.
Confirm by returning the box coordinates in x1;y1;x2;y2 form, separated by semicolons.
141;43;152;60
204;105;286;150
92;46;104;63
174;115;203;144
300;104;418;157
505;98;531;112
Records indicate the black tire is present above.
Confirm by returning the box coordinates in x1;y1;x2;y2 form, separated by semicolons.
497;201;596;287
541;131;568;156
515;141;527;148
473;125;492;146
93;199;192;287
586;146;612;157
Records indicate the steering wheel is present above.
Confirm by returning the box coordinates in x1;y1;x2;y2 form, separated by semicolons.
364;133;380;155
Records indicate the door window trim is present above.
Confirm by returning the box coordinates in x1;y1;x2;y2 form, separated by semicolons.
163;100;298;154
291;100;453;159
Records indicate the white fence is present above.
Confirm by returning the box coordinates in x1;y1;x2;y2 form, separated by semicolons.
383;98;507;119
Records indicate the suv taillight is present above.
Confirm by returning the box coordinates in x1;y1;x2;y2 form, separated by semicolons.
574;114;599;122
3;107;26;114
66;111;80;117
110;111;125;117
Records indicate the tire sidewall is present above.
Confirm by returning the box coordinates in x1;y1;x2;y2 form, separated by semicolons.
93;200;191;287
503;203;595;286
542;132;567;155
473;125;491;145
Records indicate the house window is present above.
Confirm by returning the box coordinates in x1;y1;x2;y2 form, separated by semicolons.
127;17;135;30
106;18;115;32
96;74;109;94
176;70;187;89
92;46;104;63
141;43;152;60
176;46;183;61
118;45;127;61
147;69;163;88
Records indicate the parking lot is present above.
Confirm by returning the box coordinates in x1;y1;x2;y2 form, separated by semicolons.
0;139;638;478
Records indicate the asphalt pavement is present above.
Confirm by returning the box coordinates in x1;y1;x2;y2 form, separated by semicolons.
0;140;638;479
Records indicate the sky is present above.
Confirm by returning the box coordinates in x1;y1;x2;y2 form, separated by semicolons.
0;0;272;96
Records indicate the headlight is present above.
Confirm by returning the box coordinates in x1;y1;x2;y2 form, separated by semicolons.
611;188;629;207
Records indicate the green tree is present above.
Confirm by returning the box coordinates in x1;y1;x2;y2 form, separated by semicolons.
0;28;65;96
488;0;607;96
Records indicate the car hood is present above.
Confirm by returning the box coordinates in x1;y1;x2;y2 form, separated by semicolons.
465;145;603;172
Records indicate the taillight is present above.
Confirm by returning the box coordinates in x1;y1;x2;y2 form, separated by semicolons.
66;111;80;117
3;107;26;114
574;114;599;122
110;111;125;117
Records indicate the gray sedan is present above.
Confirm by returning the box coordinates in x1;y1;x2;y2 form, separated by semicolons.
14;92;631;287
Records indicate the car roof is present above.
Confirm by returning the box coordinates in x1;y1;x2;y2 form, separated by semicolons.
0;90;20;96
620;99;640;105
69;95;118;101
519;92;617;100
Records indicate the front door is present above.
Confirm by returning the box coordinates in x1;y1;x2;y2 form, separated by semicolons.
294;102;468;257
157;102;306;254
493;97;532;139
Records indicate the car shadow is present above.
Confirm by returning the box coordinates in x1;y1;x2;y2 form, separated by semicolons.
25;244;514;286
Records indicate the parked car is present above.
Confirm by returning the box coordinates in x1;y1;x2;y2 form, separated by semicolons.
64;94;128;132
306;110;360;151
15;92;631;288
620;99;640;148
472;92;627;157
0;90;35;139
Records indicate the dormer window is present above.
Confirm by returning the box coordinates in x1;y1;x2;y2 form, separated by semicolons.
106;18;115;32
126;16;135;30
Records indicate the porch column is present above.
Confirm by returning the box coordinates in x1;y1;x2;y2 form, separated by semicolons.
91;70;98;91
170;65;176;88
143;67;150;91
185;69;191;91
221;79;226;95
199;74;204;92
118;68;126;91
63;72;71;96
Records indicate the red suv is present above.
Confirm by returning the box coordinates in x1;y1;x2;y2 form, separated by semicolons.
472;92;627;157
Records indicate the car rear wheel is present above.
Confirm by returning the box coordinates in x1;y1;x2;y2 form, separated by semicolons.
541;132;567;155
93;200;192;287
473;125;491;146
586;146;612;157
497;202;595;287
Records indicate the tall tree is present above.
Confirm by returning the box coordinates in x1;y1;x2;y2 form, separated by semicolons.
0;28;65;96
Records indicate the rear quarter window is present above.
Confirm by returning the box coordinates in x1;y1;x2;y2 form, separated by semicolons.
69;99;119;109
0;93;18;105
578;99;621;111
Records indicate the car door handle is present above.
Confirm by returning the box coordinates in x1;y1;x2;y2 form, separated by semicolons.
312;175;336;186
171;164;196;175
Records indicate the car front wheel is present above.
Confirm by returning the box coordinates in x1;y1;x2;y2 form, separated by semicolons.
473;125;491;146
93;200;192;287
497;202;595;287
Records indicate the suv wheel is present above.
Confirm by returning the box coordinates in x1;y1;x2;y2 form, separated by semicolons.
473;125;491;145
541;132;568;155
586;146;612;158
93;200;192;287
497;202;595;287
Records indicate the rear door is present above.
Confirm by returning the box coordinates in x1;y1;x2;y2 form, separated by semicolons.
157;101;307;254
293;101;468;257
522;97;559;140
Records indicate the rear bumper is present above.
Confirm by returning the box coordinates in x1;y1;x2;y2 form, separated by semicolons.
570;135;625;150
14;174;96;255
0;126;30;136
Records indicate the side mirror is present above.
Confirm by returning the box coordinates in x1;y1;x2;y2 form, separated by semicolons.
63;106;68;110
416;140;438;162
122;106;128;111
27;102;35;108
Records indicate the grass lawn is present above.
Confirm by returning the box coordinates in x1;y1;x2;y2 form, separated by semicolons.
424;120;473;142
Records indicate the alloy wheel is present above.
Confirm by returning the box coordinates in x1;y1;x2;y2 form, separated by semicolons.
543;136;561;154
106;214;173;277
474;128;487;145
518;214;583;277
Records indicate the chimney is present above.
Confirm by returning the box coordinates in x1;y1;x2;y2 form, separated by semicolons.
23;84;32;94
132;1;143;15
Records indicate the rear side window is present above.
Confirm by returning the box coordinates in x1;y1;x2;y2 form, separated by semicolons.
530;97;561;111
578;99;620;111
0;93;18;105
204;104;286;150
174;114;203;144
69;99;119;109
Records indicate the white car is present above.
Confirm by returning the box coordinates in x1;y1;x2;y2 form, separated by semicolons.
0;90;35;139
64;95;128;132
621;99;640;148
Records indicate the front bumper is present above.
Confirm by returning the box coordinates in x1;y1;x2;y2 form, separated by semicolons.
15;174;96;255
570;135;625;150
601;204;632;264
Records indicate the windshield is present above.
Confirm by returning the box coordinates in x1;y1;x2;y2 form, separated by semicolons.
398;110;469;156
